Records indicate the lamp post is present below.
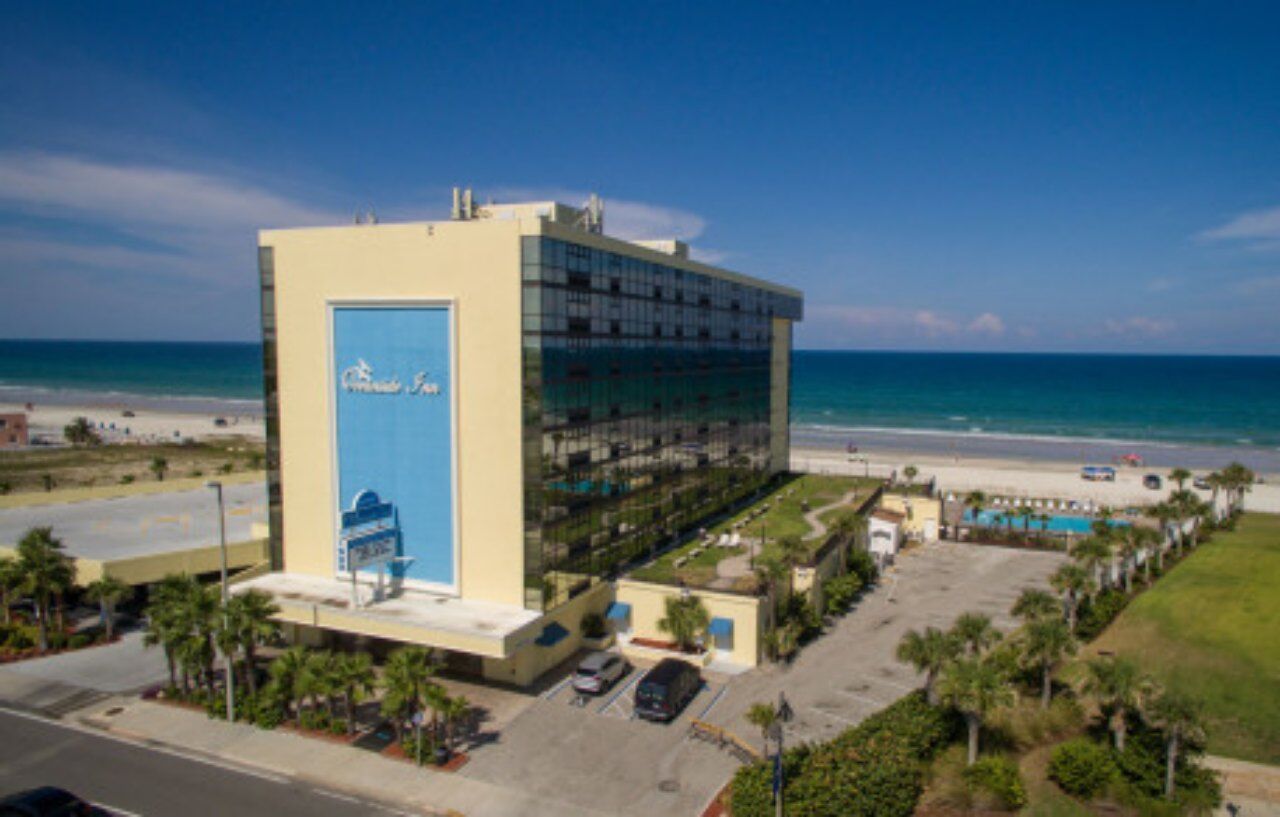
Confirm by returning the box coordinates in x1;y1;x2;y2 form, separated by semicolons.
207;480;234;722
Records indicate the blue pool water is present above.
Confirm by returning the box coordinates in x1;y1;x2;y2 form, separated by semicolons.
963;509;1129;534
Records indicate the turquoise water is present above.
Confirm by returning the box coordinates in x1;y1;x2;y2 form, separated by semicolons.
963;509;1129;534
2;341;1279;459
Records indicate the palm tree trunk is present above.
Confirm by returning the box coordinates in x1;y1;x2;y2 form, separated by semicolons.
54;592;64;634
1165;733;1179;798
35;598;49;653
925;670;938;706
164;647;177;689
346;689;356;736
1041;664;1052;709
2;591;11;626
966;713;980;765
1114;716;1126;752
245;644;258;697
103;601;115;641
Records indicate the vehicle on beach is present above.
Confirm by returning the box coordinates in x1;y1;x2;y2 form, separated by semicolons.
1080;465;1116;481
572;651;628;694
1143;474;1163;490
1193;475;1212;490
634;658;701;722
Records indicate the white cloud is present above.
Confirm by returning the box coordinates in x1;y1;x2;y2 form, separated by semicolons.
1199;205;1280;245
487;186;707;241
1101;316;1173;336
0;152;341;232
967;312;1006;336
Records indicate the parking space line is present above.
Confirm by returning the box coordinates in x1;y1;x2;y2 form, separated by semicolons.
808;706;859;726
599;671;641;716
835;688;887;708
541;674;574;701
695;682;727;721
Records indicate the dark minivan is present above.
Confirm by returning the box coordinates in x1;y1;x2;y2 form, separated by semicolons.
634;658;701;722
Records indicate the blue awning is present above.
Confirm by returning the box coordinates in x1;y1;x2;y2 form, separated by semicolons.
708;617;734;637
604;602;632;621
535;621;569;647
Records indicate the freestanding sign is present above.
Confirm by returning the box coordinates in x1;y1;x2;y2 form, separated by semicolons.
332;304;456;591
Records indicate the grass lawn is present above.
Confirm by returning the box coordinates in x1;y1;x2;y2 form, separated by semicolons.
0;437;264;501
1086;512;1280;764
627;473;879;587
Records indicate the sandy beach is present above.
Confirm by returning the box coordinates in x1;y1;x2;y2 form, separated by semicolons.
1;400;263;444
792;444;1280;514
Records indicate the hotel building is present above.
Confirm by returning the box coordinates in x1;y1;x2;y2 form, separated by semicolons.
241;192;802;685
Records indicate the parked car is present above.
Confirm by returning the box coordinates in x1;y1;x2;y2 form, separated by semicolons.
1081;465;1117;482
571;651;628;694
1193;475;1211;490
0;787;104;816
1143;474;1163;490
634;658;701;722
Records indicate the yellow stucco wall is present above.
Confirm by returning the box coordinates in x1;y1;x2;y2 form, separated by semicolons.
481;581;612;686
792;539;844;612
261;219;526;607
769;318;792;474
614;579;763;667
0;540;269;587
879;493;942;542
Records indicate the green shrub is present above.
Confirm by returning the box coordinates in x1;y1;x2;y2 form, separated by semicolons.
836;690;960;757
67;633;92;650
1049;738;1117;798
1114;726;1221;809
1076;589;1129;640
580;611;606;639
297;708;330;731
118;474;136;485
963;755;1027;809
822;573;863;614
847;548;878;586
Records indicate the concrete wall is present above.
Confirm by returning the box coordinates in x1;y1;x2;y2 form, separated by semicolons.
261;219;527;608
614;579;763;667
793;537;845;613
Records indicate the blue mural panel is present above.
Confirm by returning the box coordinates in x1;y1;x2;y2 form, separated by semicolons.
333;306;455;587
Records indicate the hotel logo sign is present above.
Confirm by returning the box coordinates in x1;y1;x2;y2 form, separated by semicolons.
340;489;399;571
341;358;441;396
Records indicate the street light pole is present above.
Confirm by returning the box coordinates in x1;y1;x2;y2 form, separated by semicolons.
207;480;234;722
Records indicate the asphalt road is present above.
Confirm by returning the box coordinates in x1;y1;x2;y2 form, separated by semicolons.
0;709;418;817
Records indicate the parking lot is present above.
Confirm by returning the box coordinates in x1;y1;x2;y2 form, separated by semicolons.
458;540;1066;816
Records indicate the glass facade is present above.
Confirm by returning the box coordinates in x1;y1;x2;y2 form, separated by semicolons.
258;246;284;571
521;236;803;610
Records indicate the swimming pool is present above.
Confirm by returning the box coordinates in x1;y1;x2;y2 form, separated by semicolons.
963;509;1129;534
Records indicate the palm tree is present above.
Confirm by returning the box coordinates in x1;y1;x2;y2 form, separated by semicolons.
0;556;23;626
1083;656;1148;751
1015;506;1036;541
1071;535;1113;591
296;650;336;718
776;535;808;598
963;491;987;531
1169;467;1191;491
1147;502;1176;569
181;584;221;697
940;656;1015;765
903;465;919;485
84;575;132;641
16;527;75;653
746;702;779;757
335;653;377;735
224;589;280;696
896;626;961;704
657;595;710;652
1219;462;1255;515
381;646;437;744
951;612;999;656
1117;526;1161;590
1148;688;1207;799
1170;490;1211;550
1021;617;1076;708
424;681;449;745
754;552;786;626
269;646;311;720
144;573;199;691
1011;588;1060;623
150;456;169;482
440;694;471;756
63;416;101;447
1049;563;1094;632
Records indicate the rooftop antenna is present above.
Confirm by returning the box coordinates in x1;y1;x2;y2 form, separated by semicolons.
579;193;604;234
353;205;378;225
451;186;477;220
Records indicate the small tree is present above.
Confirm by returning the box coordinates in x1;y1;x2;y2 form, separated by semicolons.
940;655;1015;765
1149;688;1207;799
0;556;23;626
896;626;961;705
746;702;779;757
335;652;377;735
41;473;55;492
963;491;988;530
441;694;471;756
84;575;132;641
1011;588;1060;623
903;465;919;485
1020;617;1076;708
1168;467;1191;491
150;456;169;482
1050;563;1094;631
63;416;102;447
16;527;75;652
656;594;710;652
1083;655;1148;751
951;612;1000;656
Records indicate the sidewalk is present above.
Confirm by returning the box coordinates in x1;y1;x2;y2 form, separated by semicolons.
1206;756;1280;816
74;697;608;817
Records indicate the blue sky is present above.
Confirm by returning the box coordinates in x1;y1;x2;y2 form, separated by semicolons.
1;2;1278;353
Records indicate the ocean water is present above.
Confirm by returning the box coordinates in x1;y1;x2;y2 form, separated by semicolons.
2;341;1278;460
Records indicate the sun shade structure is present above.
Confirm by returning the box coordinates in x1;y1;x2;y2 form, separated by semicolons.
605;601;632;620
535;621;570;647
708;617;733;637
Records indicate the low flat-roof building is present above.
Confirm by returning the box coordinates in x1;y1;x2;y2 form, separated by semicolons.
0;413;28;449
244;191;802;685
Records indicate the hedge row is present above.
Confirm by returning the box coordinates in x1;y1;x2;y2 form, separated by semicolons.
730;692;959;816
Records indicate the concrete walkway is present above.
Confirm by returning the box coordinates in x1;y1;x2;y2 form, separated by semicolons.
75;698;605;817
1206;756;1280;815
800;488;861;541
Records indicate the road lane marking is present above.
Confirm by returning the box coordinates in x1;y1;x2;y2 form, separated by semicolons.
95;804;143;817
